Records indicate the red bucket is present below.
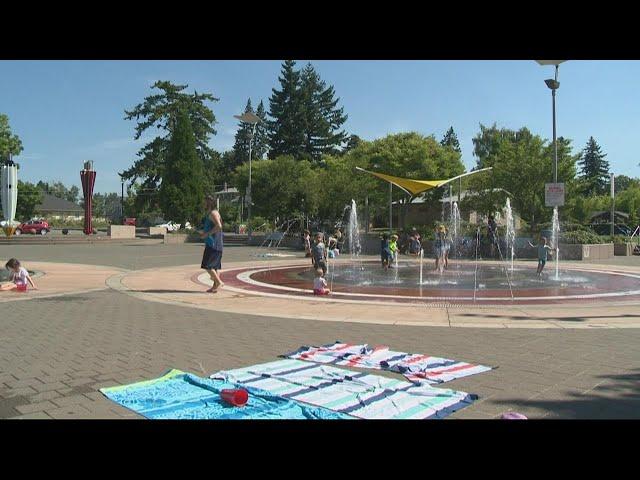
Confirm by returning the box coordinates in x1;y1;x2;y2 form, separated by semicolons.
220;388;248;407
16;284;27;292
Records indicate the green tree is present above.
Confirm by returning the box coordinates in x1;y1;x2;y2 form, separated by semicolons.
268;60;305;159
231;99;255;168
339;132;465;227
467;124;578;229
315;152;378;222
441;126;461;153
616;186;640;226
121;81;218;190
342;134;362;154
299;63;348;161
613;174;639;194
36;181;80;203
0;114;24;162
159;109;205;224
578;136;610;195
232;156;320;221
16;181;43;221
253;100;269;160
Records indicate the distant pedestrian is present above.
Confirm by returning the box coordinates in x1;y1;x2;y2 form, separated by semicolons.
487;215;498;258
312;232;328;275
303;229;312;260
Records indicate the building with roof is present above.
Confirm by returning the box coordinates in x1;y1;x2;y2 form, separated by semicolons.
36;194;84;220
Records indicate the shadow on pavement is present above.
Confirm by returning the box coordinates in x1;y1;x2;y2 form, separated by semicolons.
491;369;640;418
458;313;640;322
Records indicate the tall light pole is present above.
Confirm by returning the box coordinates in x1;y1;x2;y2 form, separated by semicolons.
536;61;566;184
233;111;262;241
120;178;125;222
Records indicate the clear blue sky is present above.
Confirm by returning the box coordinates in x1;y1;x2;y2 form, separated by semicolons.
1;60;638;194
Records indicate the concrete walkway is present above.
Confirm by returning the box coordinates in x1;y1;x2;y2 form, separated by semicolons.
1;244;639;419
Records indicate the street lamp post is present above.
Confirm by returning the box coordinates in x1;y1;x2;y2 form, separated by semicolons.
537;61;566;184
121;179;125;222
233;111;262;242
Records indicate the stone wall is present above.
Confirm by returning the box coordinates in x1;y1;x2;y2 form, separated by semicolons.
614;243;635;256
108;225;136;239
163;233;190;244
148;226;167;236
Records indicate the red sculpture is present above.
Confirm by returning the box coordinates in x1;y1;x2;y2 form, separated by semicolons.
80;161;96;235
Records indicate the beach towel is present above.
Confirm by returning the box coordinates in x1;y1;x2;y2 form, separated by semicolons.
211;359;477;419
283;341;493;384
100;368;349;419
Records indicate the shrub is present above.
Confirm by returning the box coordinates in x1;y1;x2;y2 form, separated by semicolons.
559;230;607;244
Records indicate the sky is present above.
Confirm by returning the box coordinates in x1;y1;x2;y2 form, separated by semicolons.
1;60;639;194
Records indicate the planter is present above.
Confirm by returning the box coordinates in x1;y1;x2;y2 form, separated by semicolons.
108;225;136;239
614;243;635;256
163;233;190;244
559;243;614;260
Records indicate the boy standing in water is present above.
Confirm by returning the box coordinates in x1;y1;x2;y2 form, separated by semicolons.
528;237;554;276
389;234;399;264
434;225;449;271
380;233;393;269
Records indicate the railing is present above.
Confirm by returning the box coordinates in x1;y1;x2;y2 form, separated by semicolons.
630;225;640;246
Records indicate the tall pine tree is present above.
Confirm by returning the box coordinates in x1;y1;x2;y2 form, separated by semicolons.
121;81;218;194
441;126;461;153
299;63;348;161
159;108;205;224
268;60;305;159
578;136;610;195
231;98;254;168
253;100;269;160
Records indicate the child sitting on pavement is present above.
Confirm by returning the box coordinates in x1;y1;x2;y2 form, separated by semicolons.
313;268;331;295
1;258;37;291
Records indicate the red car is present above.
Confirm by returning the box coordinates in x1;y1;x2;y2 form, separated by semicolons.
124;218;136;226
15;219;50;235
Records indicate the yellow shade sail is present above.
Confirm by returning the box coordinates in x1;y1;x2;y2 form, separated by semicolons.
355;167;492;196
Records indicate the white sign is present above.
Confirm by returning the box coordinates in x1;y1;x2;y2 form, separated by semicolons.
545;183;565;207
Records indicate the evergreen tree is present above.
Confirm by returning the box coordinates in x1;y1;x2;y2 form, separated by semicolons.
159;109;205;225
441;126;461;153
253;100;269;160
16;181;43;221
231;98;254;168
342;134;362;154
268;60;305;159
121;81;218;190
0;114;23;163
299;63;348;161
578;136;610;195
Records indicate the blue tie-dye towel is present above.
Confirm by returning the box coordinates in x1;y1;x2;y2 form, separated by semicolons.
100;369;350;420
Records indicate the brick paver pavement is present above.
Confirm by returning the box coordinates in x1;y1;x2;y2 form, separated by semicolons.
1;243;639;419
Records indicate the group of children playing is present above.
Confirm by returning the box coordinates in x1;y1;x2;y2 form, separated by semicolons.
306;225;557;296
381;225;451;271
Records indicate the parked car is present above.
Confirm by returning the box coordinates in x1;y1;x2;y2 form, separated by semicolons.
123;218;137;226
590;223;632;236
15;219;50;235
